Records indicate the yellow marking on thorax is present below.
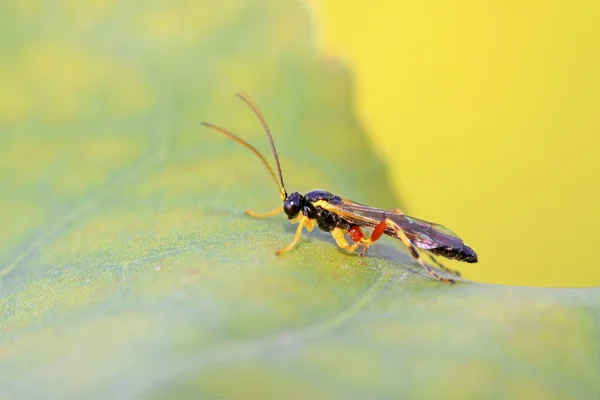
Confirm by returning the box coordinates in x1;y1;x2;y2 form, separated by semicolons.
311;200;332;209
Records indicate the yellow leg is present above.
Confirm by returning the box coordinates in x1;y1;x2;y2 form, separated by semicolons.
356;219;388;256
383;218;455;284
392;208;404;215
245;206;283;218
331;228;361;252
275;216;314;255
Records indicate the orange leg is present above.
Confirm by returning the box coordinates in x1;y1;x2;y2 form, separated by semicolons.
348;215;455;283
353;218;455;284
348;225;365;243
351;220;388;256
347;225;372;255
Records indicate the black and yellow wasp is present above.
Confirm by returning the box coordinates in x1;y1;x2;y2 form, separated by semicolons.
202;93;478;283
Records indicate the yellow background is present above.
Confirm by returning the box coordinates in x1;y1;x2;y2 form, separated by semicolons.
311;1;600;287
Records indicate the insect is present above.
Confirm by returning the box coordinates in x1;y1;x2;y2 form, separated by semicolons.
202;93;478;284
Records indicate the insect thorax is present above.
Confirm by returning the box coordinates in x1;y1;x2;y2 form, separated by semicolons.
302;190;350;232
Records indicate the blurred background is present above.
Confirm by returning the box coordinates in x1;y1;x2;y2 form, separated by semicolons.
2;1;599;397
311;0;600;287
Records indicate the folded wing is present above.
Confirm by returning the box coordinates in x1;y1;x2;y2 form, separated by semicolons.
323;198;476;262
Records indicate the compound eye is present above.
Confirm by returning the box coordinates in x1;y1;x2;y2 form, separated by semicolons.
283;199;298;217
283;193;302;218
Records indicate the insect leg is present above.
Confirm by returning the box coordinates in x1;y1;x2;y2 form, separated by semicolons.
275;216;314;255
331;228;361;252
245;206;283;218
355;219;388;256
425;252;461;277
383;218;455;284
348;225;365;243
391;208;404;214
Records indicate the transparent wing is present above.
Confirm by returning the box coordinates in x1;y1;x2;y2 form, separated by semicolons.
324;198;465;251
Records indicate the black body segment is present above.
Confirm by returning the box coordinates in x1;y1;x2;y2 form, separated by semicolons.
429;244;477;263
304;190;341;203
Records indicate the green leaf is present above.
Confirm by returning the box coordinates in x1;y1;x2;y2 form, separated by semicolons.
1;1;599;398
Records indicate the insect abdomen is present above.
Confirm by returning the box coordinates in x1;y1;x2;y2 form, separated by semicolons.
429;244;478;263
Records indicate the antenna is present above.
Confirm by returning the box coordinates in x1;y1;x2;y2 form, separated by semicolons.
201;93;287;200
234;92;287;198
